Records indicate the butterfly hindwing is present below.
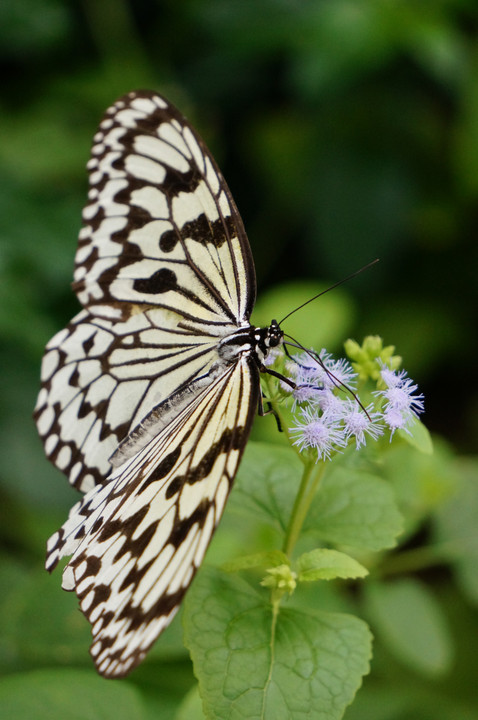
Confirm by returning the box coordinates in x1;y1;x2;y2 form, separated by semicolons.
45;358;259;677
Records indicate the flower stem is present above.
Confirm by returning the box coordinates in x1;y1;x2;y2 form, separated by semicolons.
261;373;326;559
282;461;325;558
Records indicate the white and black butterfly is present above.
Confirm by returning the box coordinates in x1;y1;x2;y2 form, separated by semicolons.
34;90;289;678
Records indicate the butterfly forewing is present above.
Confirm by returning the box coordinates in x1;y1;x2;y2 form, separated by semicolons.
75;91;255;323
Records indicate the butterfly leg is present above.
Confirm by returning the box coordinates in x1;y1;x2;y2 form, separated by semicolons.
258;392;282;432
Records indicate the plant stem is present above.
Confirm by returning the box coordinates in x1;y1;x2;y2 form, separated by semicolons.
261;373;326;559
282;461;325;558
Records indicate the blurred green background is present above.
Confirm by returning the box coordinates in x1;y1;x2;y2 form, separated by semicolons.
1;0;477;718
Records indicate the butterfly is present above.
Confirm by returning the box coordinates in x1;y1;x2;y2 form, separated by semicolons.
34;90;289;678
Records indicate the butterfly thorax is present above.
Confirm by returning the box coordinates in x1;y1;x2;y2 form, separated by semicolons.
217;320;283;368
108;322;282;469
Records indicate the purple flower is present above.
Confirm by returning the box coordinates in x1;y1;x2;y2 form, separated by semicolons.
291;383;323;407
290;406;347;460
263;346;283;367
376;364;424;436
341;400;384;448
322;355;358;391
286;350;357;398
315;387;346;415
286;347;425;460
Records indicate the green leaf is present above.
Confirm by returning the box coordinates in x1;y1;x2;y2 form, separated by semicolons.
297;549;368;582
381;437;456;537
230;442;302;534
398;417;433;454
365;578;453;676
232;444;403;553
0;668;146;720
304;466;403;551
183;566;372;720
222;550;289;573
434;458;478;604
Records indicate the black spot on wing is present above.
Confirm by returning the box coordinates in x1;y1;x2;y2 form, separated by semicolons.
98;506;148;545
139;446;181;491
82;334;95;355
83;555;101;578
74;525;86;540
163;167;198;196
119;555;156;593
92;583;112;605
159;229;177;252
164;425;248;502
164;474;182;500
131;262;224;315
158;208;236;258
182;213;235;248
133;268;177;294
117;586;184;633
168;500;210;548
91;517;103;534
188;426;246;485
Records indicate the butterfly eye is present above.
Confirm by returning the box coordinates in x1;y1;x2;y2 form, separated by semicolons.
269;331;283;347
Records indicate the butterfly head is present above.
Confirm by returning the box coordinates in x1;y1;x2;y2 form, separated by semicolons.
250;320;284;367
266;319;283;349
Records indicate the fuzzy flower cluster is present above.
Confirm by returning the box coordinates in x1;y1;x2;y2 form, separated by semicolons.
284;348;424;462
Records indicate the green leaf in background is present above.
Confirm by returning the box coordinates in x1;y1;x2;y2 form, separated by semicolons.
183;566;372;720
0;668;146;720
341;683;478;720
297;548;368;582
365;578;453;677
381;437;456;538
398;417;433;454
434;458;478;605
0;0;70;56
304;465;404;551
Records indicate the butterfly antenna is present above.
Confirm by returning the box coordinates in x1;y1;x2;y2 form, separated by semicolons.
283;333;372;420
278;259;379;326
